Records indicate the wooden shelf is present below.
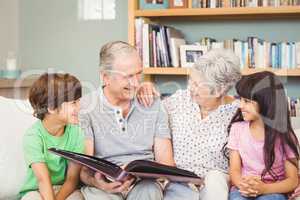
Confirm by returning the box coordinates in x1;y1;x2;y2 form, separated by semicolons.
143;67;300;76
135;6;300;19
0;78;37;89
242;68;300;76
143;67;190;75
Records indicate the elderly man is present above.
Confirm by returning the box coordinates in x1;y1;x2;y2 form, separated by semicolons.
79;41;175;200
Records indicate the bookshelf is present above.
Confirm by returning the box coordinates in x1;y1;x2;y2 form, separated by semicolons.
143;67;300;76
128;0;300;81
135;7;300;18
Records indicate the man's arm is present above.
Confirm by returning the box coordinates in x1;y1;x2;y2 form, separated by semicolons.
31;163;56;200
154;137;176;166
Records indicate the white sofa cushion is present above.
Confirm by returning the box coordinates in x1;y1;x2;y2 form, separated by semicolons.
0;97;36;199
293;118;300;145
292;117;300;130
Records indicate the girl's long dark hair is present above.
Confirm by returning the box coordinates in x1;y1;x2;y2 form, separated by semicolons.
225;71;299;181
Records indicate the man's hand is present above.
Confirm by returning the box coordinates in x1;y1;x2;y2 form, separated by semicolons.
93;172;135;193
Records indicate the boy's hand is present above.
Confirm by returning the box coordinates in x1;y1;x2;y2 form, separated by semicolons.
93;172;135;193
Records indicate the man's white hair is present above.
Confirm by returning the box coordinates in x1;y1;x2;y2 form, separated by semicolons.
99;41;137;71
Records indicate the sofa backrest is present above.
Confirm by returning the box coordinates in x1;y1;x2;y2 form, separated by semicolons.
0;96;299;199
0;97;36;199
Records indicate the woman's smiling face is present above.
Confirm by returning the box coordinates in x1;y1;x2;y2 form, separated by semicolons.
188;70;221;107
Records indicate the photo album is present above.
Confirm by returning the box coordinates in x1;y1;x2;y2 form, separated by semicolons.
48;148;203;185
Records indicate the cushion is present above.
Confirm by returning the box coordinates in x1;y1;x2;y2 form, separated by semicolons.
292;117;300;130
0;95;298;199
0;96;36;199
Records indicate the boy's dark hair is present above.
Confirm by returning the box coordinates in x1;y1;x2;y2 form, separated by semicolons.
29;73;82;120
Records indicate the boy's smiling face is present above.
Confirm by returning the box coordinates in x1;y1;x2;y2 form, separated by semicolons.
56;99;81;124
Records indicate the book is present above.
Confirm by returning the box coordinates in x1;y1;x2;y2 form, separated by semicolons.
167;27;186;67
135;18;144;59
170;38;186;67
296;42;300;67
142;23;150;68
48;148;204;185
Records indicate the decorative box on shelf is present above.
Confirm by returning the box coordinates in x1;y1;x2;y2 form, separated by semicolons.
139;0;169;10
0;69;21;79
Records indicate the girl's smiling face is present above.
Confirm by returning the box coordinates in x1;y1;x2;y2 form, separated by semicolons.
240;97;261;122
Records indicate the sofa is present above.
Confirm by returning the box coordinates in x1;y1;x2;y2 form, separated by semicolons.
1;96;300;200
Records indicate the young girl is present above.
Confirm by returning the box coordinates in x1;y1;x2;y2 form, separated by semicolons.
228;71;300;200
19;73;85;200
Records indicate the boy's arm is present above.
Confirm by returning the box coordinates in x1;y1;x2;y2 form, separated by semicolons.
154;137;176;166
80;138;96;186
55;162;81;200
31;162;56;200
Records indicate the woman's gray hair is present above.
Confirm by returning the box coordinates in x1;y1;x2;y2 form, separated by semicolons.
192;48;242;96
99;41;137;71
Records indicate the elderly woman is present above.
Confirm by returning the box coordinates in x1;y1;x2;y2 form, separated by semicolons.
139;49;241;200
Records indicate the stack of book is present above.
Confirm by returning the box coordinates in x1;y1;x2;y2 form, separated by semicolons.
198;37;300;69
135;18;186;68
192;0;300;8
136;19;300;70
230;0;300;7
192;0;226;8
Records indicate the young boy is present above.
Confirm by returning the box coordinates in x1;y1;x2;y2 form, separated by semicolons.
19;73;85;200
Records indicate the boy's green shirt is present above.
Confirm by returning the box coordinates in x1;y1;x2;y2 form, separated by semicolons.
19;120;84;197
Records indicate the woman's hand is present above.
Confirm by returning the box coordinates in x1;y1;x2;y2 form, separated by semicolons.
137;82;160;107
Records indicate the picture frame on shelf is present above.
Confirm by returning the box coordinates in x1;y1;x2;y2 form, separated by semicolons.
170;0;189;8
192;0;203;7
180;45;208;68
139;0;169;10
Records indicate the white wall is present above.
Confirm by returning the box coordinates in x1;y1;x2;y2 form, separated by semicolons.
0;0;19;70
20;0;128;88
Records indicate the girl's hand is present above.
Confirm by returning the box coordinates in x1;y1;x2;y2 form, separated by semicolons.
237;177;250;192
137;82;160;107
249;178;266;196
239;176;260;197
238;177;253;197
